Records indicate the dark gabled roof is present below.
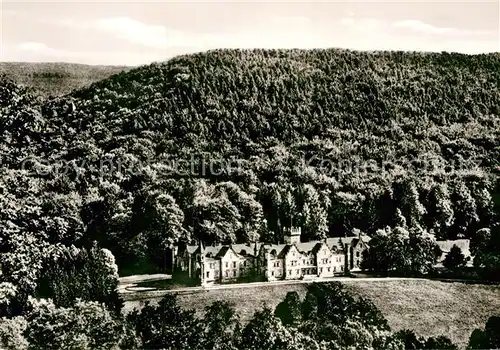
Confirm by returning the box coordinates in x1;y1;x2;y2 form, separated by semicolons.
325;235;371;250
262;244;287;257
183;234;372;260
296;241;321;254
311;242;324;254
232;243;262;257
215;246;232;258
278;245;292;259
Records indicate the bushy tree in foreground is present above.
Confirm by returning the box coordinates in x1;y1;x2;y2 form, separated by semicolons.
468;315;500;350
24;298;127;350
202;300;241;350
240;307;320;350
126;294;203;349
274;291;302;326
0;316;28;350
395;329;457;350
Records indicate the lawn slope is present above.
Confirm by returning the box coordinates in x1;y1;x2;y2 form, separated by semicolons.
123;280;500;348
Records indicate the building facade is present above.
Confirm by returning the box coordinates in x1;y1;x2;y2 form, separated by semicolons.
173;227;371;286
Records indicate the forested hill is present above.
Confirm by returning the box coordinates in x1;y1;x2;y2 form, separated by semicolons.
0;62;131;97
1;48;499;274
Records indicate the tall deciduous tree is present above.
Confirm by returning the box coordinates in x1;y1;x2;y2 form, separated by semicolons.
452;181;479;238
427;184;454;240
189;180;242;244
301;185;328;241
25;298;126;350
36;243;122;314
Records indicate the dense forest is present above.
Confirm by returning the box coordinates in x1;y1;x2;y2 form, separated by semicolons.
1;50;499;346
2;49;498;273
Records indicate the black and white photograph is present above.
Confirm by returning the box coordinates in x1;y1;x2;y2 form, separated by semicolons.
0;0;499;349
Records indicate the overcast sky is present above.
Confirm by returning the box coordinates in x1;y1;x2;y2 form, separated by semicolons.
1;1;499;66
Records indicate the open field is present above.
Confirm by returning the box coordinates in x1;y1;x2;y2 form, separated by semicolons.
123;279;500;348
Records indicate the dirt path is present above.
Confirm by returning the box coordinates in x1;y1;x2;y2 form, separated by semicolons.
118;274;171;294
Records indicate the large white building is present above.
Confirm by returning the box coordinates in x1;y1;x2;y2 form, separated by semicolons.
173;227;371;286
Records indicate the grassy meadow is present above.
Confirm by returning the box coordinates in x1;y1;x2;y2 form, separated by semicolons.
123;279;500;348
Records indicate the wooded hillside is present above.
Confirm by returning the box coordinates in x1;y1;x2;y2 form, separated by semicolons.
1;49;499;275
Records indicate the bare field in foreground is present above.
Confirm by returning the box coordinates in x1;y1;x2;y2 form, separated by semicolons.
123;279;500;348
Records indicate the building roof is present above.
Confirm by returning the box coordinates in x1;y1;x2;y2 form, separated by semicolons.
184;242;262;259
325;235;371;250
186;245;198;254
263;244;287;257
232;243;261;257
215;246;231;258
436;239;471;257
182;234;372;260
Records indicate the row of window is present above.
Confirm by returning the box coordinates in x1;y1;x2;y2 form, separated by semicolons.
291;257;343;266
206;264;346;280
209;260;249;269
206;269;240;279
287;265;344;276
206;254;346;271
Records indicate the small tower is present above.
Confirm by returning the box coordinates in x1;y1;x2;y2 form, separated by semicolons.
171;244;178;274
198;240;206;286
284;227;301;245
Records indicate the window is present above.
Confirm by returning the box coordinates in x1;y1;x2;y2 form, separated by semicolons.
272;271;274;276
320;267;323;273
341;266;344;271
356;251;360;258
288;270;292;275
244;261;247;267
210;263;214;269
327;267;330;272
225;262;228;268
297;270;299;275
233;270;236;277
303;259;305;265
233;261;237;268
225;271;229;277
206;271;210;278
334;266;336;272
